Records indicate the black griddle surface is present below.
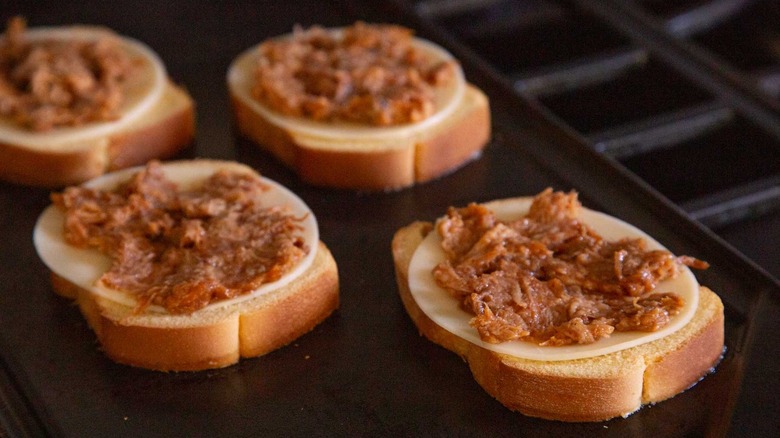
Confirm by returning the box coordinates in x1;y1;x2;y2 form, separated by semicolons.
1;2;778;437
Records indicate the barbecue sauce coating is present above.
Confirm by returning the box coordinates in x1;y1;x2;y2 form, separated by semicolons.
52;162;309;315
252;21;456;126
433;189;709;346
0;17;136;131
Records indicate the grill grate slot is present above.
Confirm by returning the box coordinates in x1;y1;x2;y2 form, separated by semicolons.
618;114;780;206
681;175;780;228
644;0;757;37
512;48;648;96
757;68;780;99
535;56;716;133
418;1;629;75
415;0;565;36
414;0;506;17
641;0;780;102
589;101;734;159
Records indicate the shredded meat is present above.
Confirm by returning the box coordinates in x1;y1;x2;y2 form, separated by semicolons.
252;21;456;126
52;161;310;315
0;17;135;131
432;189;709;346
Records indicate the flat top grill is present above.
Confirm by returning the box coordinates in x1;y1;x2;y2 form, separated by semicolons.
1;2;779;437
413;0;780;278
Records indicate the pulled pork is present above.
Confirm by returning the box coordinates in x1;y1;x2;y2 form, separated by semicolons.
433;189;709;346
252;21;456;126
52;161;310;315
0;17;135;131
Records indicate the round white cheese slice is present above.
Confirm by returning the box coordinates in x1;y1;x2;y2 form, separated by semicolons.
33;160;319;315
0;26;166;150
408;198;700;361
226;27;466;149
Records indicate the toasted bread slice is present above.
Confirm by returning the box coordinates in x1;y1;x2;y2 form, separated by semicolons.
34;160;339;371
392;218;724;422
230;85;489;191
50;241;338;371
0;82;194;187
227;25;490;191
0;25;195;187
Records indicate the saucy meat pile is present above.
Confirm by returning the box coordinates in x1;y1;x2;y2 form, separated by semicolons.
433;189;708;346
52;162;309;314
252;21;456;126
0;17;135;131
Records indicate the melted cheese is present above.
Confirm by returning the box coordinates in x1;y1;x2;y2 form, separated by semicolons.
226;28;466;149
408;198;700;361
0;26;166;150
33;160;319;315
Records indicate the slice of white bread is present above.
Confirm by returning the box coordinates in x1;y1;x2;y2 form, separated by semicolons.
227;26;490;191
0;81;194;187
392;216;724;421
0;25;195;187
34;160;339;371
49;241;338;371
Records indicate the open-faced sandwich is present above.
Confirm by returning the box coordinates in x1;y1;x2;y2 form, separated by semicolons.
392;189;724;421
34;159;339;371
0;17;195;187
228;21;490;191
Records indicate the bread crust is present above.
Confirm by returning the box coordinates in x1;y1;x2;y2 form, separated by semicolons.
0;81;195;187
230;84;490;191
50;242;339;371
392;220;724;422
